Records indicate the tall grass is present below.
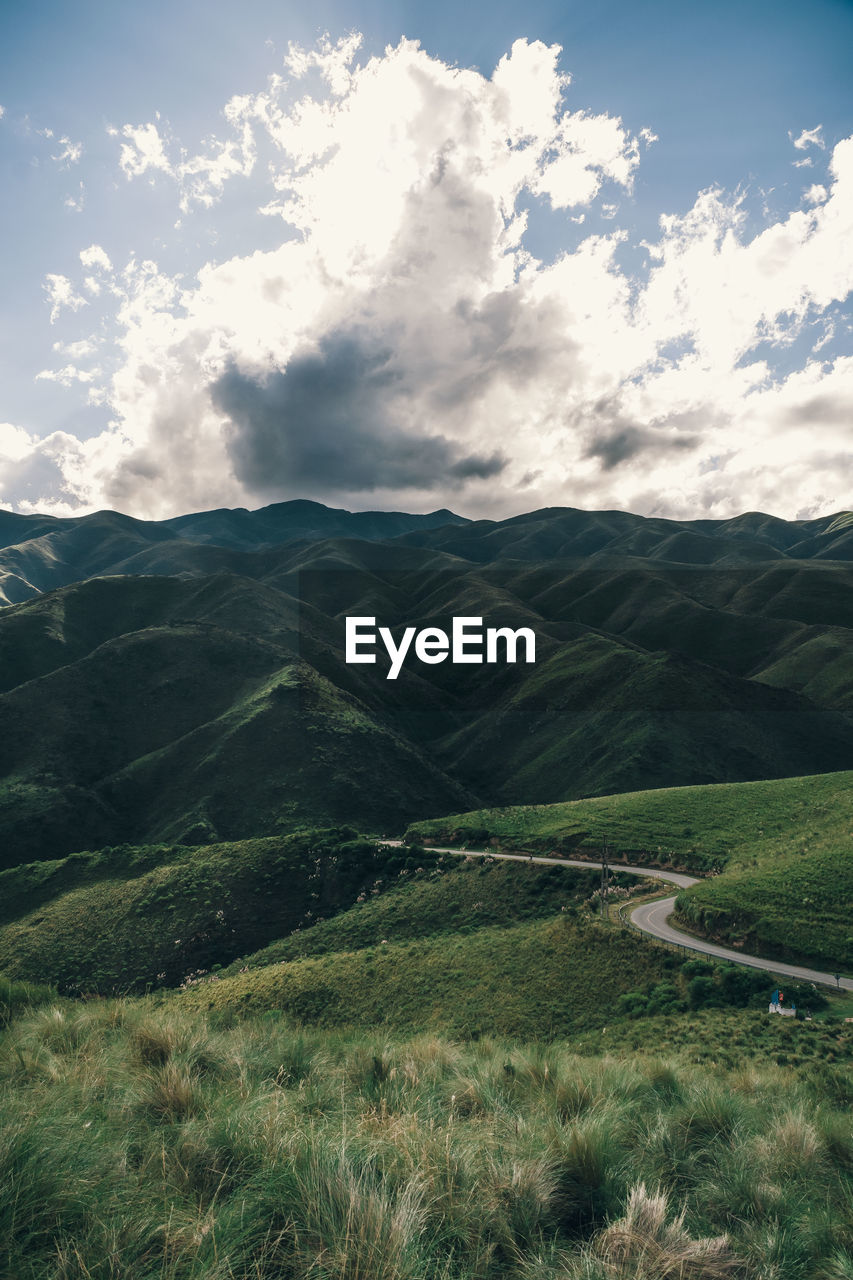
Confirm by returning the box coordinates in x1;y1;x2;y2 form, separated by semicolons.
1;1000;851;1278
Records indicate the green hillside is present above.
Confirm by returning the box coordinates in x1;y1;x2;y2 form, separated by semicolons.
0;830;421;993
4;815;837;1037
406;771;853;970
225;857;642;971
0;575;475;864
3;540;853;864
675;846;853;972
406;769;853;869
180;914;671;1039
2;501;853;934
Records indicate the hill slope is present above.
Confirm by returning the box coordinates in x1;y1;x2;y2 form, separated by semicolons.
405;770;853;970
2;503;853;861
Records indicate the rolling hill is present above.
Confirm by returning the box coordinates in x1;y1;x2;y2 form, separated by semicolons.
405;770;853;970
1;500;853;865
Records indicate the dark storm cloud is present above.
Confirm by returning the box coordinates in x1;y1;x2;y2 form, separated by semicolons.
587;425;655;470
211;333;508;496
448;452;506;479
580;397;700;471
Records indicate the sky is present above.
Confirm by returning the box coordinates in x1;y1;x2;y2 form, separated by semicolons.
1;0;852;522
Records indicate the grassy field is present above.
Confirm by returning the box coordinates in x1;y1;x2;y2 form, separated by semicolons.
0;786;850;1277
177;913;674;1039
1;817;845;1031
405;771;853;971
1;997;851;1279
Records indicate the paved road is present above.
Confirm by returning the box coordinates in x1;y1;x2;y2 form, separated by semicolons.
387;842;851;992
630;894;853;992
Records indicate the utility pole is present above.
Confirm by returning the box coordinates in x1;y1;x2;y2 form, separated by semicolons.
601;835;609;916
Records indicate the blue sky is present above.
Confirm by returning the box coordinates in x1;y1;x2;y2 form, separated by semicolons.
1;0;852;520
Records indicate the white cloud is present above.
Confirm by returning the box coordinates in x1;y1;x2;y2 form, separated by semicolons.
52;136;82;167
80;244;113;272
64;182;85;212
283;30;363;96
43;274;87;324
13;37;853;522
0;422;38;464
117;121;173;178
0;423;101;516
35;364;100;386
112;105;257;211
790;124;825;151
53;338;98;358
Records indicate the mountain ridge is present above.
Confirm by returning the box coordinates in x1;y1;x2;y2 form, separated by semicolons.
3;499;853;608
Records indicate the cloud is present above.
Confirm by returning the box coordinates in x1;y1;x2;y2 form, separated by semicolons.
283;30;363;95
578;396;700;470
64;183;85;212
0;424;93;515
212;335;507;495
52;136;82;167
111;99;256;212
53;338;98;358
790;125;825;151
12;36;853;523
43;274;87;323
35;364;100;387
0;422;38;464
116;121;173;178
80;244;112;272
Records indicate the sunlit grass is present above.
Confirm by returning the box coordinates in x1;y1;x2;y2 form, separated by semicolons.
1;999;851;1278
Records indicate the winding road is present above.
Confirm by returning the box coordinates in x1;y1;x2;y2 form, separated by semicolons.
386;843;852;992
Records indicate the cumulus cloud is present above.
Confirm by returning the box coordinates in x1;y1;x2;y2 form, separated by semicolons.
577;395;700;470
0;424;94;515
13;38;853;522
111;104;255;211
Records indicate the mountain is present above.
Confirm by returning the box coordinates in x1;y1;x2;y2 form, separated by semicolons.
0;501;469;606
1;500;853;865
4;500;853;608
